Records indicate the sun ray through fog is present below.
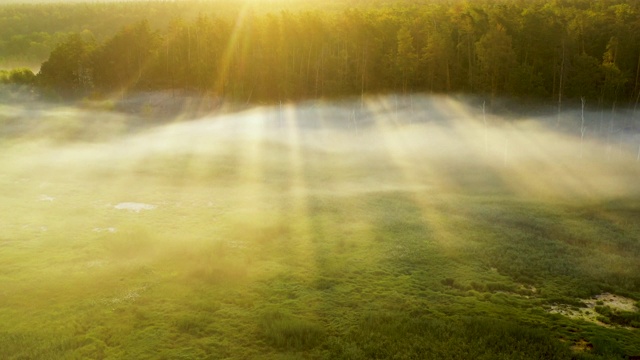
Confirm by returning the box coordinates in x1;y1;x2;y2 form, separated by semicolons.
280;103;319;278
214;3;252;98
6;0;640;357
363;96;467;256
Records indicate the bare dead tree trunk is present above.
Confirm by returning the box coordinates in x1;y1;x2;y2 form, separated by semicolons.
166;41;175;99
633;51;640;116
557;40;565;126
483;101;488;154
580;97;586;158
634;87;640;120
467;34;473;91
315;46;324;98
361;47;366;111
607;101;616;162
306;46;312;96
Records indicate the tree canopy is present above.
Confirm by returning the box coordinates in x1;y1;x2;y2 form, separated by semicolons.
12;0;640;105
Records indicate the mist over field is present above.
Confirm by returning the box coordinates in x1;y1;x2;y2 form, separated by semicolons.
3;93;640;201
2;93;640;358
3;0;640;356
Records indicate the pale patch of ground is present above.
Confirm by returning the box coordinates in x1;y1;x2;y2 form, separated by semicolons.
518;284;537;294
548;293;639;327
86;260;106;268
93;227;117;233
106;285;149;309
114;202;157;212
588;293;638;312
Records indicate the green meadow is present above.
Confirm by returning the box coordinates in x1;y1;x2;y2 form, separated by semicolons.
1;96;640;359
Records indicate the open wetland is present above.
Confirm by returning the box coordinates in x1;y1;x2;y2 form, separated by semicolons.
1;95;640;359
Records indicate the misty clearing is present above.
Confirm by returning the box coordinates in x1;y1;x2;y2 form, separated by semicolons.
1;94;640;359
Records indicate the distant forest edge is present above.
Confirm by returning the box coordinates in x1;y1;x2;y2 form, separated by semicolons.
2;0;640;106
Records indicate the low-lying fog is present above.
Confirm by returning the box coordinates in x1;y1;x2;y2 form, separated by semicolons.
2;93;640;202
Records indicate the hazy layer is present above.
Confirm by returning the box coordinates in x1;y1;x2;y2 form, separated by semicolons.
2;93;640;359
2;94;640;204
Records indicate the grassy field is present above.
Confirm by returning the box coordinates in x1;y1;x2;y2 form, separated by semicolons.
1;95;640;359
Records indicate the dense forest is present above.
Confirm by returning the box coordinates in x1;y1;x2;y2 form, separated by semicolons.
0;0;373;67
3;0;640;106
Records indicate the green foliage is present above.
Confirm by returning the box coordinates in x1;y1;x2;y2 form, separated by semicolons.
91;20;159;92
0;68;35;85
4;68;35;85
14;0;640;103
36;33;94;96
0;1;201;67
475;23;516;96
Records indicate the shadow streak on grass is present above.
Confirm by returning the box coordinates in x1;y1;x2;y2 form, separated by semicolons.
326;313;574;360
259;309;325;350
465;200;640;298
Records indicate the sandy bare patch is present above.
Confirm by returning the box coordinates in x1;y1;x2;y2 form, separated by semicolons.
548;293;638;327
107;285;149;308
588;293;638;312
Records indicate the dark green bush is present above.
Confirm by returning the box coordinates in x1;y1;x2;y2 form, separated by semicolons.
8;68;36;85
441;278;455;287
486;282;516;293
332;313;573;359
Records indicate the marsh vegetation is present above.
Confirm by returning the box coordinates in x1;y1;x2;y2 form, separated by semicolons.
2;0;640;358
1;94;639;359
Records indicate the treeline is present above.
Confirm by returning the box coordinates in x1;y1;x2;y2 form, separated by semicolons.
0;1;231;67
30;0;640;104
0;0;364;68
0;2;155;67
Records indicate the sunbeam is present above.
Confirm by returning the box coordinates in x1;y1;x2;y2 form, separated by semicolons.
2;93;640;358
